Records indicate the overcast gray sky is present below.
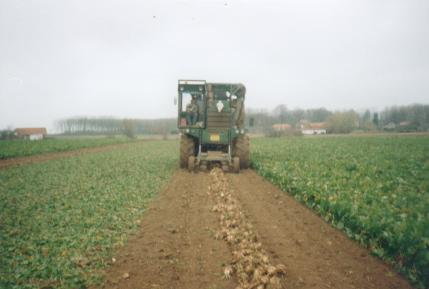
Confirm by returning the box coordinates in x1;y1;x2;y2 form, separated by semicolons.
1;0;428;131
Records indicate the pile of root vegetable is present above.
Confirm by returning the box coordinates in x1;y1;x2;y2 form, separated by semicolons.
208;168;286;289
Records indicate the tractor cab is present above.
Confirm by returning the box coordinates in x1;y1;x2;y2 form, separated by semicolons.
178;80;206;128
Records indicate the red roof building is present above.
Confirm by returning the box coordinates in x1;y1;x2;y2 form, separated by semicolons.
15;128;47;140
272;123;292;131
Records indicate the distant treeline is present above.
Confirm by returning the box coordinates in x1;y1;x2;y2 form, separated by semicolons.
247;103;429;134
55;117;177;136
247;106;332;128
49;104;429;136
381;105;429;131
3;104;425;140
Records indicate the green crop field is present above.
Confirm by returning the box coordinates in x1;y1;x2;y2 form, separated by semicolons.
0;137;134;159
0;140;177;289
1;134;428;288
252;135;429;288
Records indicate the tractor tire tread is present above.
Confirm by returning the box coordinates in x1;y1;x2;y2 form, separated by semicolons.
234;135;250;169
180;135;194;168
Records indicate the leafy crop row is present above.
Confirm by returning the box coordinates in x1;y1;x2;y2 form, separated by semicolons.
251;135;429;288
0;137;134;159
0;140;177;288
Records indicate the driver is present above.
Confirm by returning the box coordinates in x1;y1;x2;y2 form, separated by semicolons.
231;94;244;128
186;94;198;125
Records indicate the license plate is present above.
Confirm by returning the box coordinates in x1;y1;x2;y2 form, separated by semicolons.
210;134;220;141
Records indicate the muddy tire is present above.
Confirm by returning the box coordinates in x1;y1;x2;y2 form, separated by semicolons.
233;135;250;169
180;135;195;168
232;156;240;173
188;156;196;172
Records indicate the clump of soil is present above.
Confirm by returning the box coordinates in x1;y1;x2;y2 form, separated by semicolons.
208;168;286;289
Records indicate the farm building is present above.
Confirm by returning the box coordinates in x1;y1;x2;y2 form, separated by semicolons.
383;122;396;130
272;123;292;131
15;128;47;140
300;122;327;135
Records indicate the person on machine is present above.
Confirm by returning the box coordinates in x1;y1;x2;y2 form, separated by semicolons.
231;94;244;128
186;94;199;126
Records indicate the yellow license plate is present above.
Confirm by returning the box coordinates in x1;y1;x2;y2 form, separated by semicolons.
210;134;220;141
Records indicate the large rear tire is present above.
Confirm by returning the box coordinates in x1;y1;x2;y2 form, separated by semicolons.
188;156;196;172
232;156;240;173
233;135;250;169
180;134;195;168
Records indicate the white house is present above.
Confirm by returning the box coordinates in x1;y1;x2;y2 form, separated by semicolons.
300;122;327;135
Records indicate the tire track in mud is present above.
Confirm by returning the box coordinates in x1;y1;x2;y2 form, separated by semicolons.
227;170;414;289
98;169;414;289
98;170;236;289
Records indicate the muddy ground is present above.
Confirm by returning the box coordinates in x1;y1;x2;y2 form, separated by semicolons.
98;169;413;289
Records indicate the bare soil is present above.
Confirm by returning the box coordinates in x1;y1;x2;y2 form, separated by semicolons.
0;142;138;170
98;169;413;289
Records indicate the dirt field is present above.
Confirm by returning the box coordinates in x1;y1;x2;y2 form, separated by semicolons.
97;169;413;289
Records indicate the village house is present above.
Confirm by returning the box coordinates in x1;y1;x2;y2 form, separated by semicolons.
272;123;292;131
383;122;396;130
300;122;327;135
15;128;47;140
399;121;412;127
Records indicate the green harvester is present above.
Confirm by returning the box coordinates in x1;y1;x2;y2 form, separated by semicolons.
177;80;250;172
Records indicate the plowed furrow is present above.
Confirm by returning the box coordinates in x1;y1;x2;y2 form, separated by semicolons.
97;169;414;289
